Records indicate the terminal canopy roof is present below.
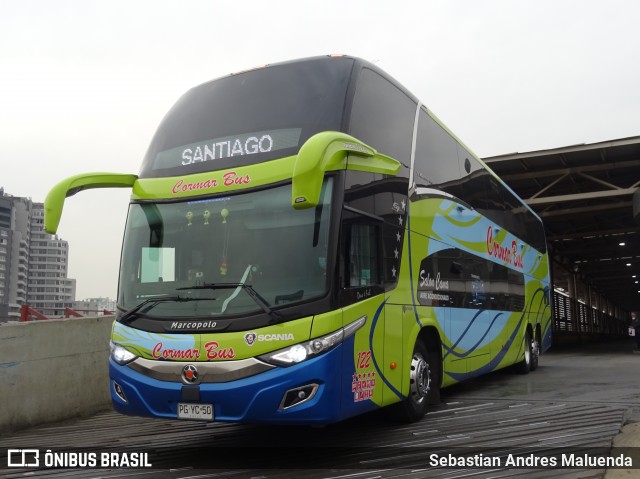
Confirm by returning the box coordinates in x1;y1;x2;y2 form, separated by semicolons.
484;136;640;313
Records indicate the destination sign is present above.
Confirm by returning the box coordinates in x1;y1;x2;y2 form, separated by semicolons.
153;128;301;170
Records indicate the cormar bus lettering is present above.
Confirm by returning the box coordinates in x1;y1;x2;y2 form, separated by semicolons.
223;171;251;187
152;342;200;360
172;172;251;195
172;178;217;194
204;341;235;359
486;225;524;269
513;244;524;268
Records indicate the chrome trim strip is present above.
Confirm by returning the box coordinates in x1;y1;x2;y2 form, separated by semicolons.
127;357;275;384
408;101;422;193
343;315;367;339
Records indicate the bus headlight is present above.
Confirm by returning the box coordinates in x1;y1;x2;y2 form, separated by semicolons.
266;344;309;365
258;315;366;367
110;341;138;365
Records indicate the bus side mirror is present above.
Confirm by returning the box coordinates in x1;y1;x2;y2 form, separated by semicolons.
291;132;401;209
44;172;137;234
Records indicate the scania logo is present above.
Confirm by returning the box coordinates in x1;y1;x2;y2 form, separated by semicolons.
244;332;295;345
182;364;199;384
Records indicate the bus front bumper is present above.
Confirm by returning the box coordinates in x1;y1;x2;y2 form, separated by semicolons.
109;344;350;426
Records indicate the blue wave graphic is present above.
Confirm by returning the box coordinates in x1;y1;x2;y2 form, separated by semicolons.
445;287;549;381
443;310;505;359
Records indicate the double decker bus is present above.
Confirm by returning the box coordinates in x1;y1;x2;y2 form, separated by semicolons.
44;55;552;425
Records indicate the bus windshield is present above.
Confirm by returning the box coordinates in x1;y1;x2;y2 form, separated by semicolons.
117;179;333;318
139;56;354;179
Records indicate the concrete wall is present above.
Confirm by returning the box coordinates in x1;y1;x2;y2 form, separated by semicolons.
0;316;115;434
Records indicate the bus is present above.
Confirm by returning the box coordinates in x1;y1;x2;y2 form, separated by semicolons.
44;54;552;426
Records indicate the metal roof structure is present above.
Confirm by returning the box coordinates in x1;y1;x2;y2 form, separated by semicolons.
484;136;640;313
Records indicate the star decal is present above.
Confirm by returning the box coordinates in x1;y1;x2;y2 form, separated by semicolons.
401;199;406;211
398;215;403;227
391;266;397;278
394;247;399;259
396;231;401;242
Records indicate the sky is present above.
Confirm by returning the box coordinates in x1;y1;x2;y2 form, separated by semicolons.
1;0;639;301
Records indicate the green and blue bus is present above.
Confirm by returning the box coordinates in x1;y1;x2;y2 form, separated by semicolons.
45;55;552;425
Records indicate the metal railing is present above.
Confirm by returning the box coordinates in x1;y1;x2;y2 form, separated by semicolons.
19;305;113;321
553;291;627;343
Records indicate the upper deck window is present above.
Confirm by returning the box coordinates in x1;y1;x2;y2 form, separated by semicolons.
348;68;416;174
140;57;354;178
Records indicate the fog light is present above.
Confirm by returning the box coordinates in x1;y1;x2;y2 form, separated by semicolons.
279;384;319;410
113;381;127;403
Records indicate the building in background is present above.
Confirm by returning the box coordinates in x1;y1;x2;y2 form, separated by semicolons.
74;297;116;316
0;188;76;322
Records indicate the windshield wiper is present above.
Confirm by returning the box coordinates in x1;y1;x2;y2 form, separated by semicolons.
177;283;283;323
119;294;215;324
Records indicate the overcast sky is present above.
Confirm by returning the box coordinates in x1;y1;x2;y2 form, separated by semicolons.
1;0;639;301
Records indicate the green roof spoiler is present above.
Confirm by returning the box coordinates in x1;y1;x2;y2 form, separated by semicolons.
291;131;401;209
44;172;137;234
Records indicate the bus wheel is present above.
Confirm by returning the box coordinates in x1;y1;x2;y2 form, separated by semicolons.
515;331;533;374
388;340;439;423
530;334;540;372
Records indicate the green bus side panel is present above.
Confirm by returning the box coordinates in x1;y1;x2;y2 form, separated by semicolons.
388;195;551;388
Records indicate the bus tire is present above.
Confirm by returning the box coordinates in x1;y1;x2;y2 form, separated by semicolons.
387;340;439;423
515;331;533;374
530;333;540;372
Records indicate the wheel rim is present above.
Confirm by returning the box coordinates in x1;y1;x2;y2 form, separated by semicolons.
532;340;540;362
524;337;531;366
410;353;431;404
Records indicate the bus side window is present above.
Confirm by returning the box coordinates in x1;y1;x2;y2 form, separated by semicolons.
349;67;415;176
346;223;381;288
414;108;461;190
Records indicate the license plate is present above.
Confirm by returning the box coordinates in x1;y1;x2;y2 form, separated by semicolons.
177;402;214;421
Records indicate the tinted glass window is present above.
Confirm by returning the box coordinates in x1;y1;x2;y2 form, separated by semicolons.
417;248;525;312
347;224;380;288
457;145;489;206
348;68;415;174
118;179;334;317
343;170;409;289
139;57;354;178
460;150;544;253
413;113;547;253
414;109;461;189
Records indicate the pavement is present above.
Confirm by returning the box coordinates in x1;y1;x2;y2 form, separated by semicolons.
604;345;640;479
444;337;640;478
605;422;640;478
2;337;640;478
